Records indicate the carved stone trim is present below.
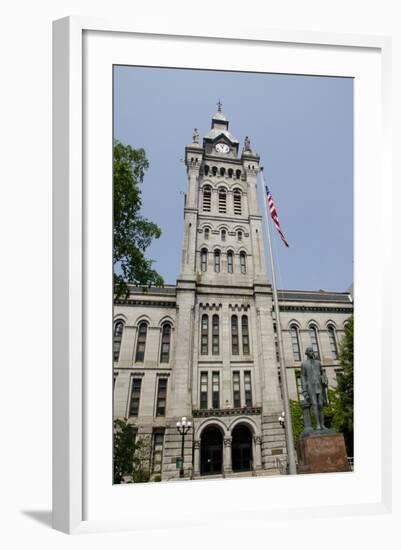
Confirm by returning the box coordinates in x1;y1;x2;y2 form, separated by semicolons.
224;438;232;447
193;407;261;418
254;436;262;445
193;440;200;449
276;305;353;314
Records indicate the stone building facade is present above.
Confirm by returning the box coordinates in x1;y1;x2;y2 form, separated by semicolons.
113;109;353;481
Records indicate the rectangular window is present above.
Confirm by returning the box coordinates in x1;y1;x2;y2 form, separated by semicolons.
200;372;208;409
295;370;304;402
218;191;227;213
242;316;250;354
212;315;219;355
231;316;239;355
273;324;280;362
233;371;241;408
129;377;142;416
201;314;208;355
160;324;171;363
244;371;252;407
156;377;168;416
212;372;220;409
152;430;164;473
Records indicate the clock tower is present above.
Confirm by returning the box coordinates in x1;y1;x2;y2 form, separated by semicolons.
165;105;285;477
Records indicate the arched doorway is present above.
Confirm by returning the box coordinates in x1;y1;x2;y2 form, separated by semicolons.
232;424;253;472
200;426;223;475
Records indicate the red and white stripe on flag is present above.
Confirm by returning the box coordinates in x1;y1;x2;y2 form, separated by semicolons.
265;185;289;248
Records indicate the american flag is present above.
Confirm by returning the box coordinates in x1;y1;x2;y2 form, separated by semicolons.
265;185;289;248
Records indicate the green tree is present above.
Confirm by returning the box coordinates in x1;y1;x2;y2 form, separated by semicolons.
290;399;304;446
114;140;163;298
328;315;354;455
113;419;151;484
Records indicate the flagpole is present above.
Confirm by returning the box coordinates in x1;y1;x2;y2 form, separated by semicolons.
259;166;297;475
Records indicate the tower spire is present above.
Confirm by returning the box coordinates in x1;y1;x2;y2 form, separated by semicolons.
217;99;222;112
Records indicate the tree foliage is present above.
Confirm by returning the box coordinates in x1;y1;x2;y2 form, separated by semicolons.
328;315;354;455
114;140;163;298
113;419;151;484
290;399;304;446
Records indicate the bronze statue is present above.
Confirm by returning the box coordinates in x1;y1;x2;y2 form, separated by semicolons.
300;347;329;431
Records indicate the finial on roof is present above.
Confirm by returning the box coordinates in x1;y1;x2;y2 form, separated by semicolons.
217;99;222;112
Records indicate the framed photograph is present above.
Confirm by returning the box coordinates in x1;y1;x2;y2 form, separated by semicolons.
53;17;392;534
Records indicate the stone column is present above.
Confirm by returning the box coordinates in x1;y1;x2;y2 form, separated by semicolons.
224;437;232;474
193;440;201;476
253;435;263;470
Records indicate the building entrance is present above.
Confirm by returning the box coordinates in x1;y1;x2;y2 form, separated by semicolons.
200;426;223;475
232;424;253;472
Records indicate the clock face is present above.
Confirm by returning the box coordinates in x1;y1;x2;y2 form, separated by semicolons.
215;143;230;154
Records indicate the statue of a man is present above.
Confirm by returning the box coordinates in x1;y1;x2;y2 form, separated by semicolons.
300;347;329;430
193;128;199;144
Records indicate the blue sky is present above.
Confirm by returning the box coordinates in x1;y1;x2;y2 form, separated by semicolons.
114;66;353;292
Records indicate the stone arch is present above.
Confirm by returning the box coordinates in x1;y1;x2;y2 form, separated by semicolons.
158;315;175;328
287;318;301;330
200;180;215;189
228;416;258;436
113;313;128;324
196;418;227;439
325;319;338;329
133;314;151;327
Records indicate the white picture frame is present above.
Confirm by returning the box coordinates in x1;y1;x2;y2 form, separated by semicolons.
52;16;392;534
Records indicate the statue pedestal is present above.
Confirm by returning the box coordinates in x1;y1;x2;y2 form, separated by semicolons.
297;432;350;474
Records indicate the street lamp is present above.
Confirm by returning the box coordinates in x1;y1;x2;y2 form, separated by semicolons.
278;411;285;429
176;416;192;478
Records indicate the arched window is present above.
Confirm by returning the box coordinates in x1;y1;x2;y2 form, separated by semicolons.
160;323;172;363
237;230;243;241
240;252;247;274
212;315;219;355
218;188;227;213
200;248;208;272
204;165;209;176
135;322;148;362
328;325;338;359
233;189;242;215
231;315;239;355
221;229;226;241
220;167;225;177
201;314;209;355
290;324;301;362
204;227;210;240
235;169;241;180
212;166;218;176
309;325;320;359
113;321;124;362
227;251;233;273
228;168;233;178
214;250;221;273
203;186;211;212
242;315;250;354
